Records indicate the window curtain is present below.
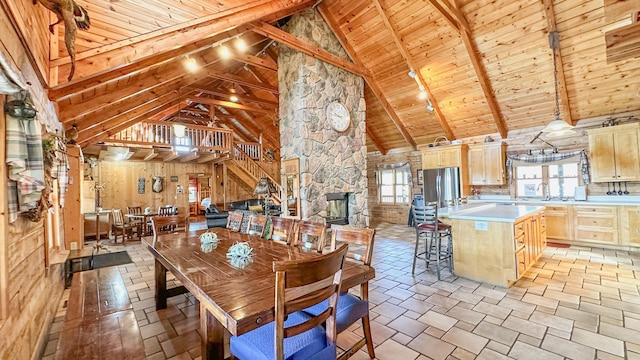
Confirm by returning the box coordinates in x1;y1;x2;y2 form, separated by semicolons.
506;150;590;184
375;162;412;185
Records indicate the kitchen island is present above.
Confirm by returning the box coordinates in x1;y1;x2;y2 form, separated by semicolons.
448;204;546;287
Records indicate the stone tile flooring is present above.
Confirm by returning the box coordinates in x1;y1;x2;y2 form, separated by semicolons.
43;221;640;359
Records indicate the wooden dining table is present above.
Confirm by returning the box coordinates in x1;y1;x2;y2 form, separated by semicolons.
145;227;375;360
125;212;156;236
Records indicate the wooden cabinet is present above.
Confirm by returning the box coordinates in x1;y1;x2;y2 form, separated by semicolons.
587;123;640;182
83;211;112;241
544;205;573;243
514;212;545;279
421;144;468;169
468;142;506;185
619;206;640;248
420;144;470;195
573;205;618;245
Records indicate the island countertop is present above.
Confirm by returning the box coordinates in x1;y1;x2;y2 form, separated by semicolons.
447;203;544;223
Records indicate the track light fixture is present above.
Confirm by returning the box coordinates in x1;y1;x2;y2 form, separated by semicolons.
219;45;231;59
408;68;416;79
426;99;434;112
184;57;198;72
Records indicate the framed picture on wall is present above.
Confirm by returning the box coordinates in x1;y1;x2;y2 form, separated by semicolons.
417;169;423;185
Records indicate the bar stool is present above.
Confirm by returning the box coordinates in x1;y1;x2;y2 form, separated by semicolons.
412;202;453;280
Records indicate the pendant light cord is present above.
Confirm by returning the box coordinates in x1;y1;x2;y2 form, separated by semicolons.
549;31;561;120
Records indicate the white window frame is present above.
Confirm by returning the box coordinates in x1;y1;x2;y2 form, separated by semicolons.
514;162;580;199
378;166;411;204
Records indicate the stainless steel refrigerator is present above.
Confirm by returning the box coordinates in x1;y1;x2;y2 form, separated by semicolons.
423;167;461;208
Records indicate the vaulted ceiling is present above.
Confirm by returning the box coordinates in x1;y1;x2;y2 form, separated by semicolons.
4;0;640;157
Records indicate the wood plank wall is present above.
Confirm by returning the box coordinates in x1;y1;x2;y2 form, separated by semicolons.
368;110;640;224
91;161;213;214
0;6;67;359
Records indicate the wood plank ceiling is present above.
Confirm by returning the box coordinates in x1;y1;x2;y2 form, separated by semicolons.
5;0;640;158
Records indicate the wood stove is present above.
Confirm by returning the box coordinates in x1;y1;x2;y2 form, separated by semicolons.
326;192;349;225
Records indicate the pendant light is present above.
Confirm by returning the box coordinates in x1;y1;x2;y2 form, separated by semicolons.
542;31;575;138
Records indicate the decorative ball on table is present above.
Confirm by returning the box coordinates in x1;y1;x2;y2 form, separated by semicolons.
199;231;219;253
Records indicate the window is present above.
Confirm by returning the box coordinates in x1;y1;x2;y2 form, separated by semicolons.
515;163;579;199
379;167;410;204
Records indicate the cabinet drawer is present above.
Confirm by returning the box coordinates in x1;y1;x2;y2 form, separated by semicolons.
545;205;568;213
575;228;617;244
514;220;526;238
515;235;526;249
574;206;616;215
539;215;546;232
575;216;617;229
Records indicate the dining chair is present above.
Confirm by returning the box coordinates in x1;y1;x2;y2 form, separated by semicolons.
304;225;376;359
226;211;244;232
157;206;174;216
230;244;349;360
126;206;144;236
268;216;295;245
150;214;189;247
111;209;138;243
412;202;453;280
246;214;268;238
291;220;327;253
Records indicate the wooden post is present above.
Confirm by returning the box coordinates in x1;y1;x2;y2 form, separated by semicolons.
64;145;84;250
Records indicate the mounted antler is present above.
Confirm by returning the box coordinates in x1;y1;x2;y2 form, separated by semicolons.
33;0;91;82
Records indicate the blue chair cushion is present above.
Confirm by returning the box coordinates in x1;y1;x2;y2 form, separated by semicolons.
230;311;335;360
303;294;369;333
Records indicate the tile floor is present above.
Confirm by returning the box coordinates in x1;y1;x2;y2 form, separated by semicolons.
43;221;640;360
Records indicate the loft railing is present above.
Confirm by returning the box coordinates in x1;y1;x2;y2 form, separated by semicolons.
236;142;261;160
106;121;233;153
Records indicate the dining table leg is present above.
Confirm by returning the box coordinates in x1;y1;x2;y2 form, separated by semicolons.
154;259;167;310
200;302;225;360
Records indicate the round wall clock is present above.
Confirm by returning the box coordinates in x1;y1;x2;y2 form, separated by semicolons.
327;101;350;132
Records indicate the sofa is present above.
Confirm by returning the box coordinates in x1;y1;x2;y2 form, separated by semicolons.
204;204;229;228
228;199;264;212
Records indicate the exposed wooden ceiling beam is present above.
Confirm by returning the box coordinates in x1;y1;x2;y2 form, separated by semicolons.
366;128;389;155
51;0;316;84
214;117;257;143
220;106;279;145
163;152;181;162
143;149;159;161
208;72;279;94
373;0;455;141
451;0;508;138
251;22;367;77
542;0;574;126
189;96;275;115
423;0;469;32
197;153;223;164
231;51;278;72
193;88;278;107
242;66;280;103
317;2;417;151
180;152;200;163
149;101;190;121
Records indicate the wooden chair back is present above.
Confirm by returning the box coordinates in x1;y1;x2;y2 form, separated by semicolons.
269;216;295;245
330;225;375;266
150;215;189;247
246;214;268;238
292;220;327;253
112;208;125;226
157;206;174;216
273;244;348;359
226;211;244;232
127;206;143;215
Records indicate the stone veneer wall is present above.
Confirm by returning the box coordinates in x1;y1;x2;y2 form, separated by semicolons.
278;9;368;227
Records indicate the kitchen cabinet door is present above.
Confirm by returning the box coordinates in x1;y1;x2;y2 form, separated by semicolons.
422;150;441;169
619;206;640;247
613;130;640;180
588;123;640;182
545;205;572;242
439;147;461;168
468;143;506;185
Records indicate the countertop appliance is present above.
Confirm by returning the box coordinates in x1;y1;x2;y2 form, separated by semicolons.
423;167;461;208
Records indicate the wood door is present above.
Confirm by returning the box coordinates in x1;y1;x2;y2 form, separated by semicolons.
619;206;640;247
421;150;441;169
613;130;640;180
439;147;461;168
485;144;505;185
589;132;617;182
468;146;486;185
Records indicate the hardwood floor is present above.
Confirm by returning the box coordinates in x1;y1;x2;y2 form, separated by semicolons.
43;220;640;359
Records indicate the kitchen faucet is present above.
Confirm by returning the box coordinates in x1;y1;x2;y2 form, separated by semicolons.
537;182;550;201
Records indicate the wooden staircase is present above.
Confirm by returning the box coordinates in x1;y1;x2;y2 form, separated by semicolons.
227;145;282;205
